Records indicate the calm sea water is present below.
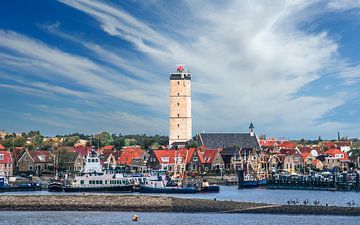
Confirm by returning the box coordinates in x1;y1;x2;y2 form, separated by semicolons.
1;186;360;207
0;211;358;225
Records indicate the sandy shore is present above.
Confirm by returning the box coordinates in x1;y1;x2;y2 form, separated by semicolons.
0;195;359;216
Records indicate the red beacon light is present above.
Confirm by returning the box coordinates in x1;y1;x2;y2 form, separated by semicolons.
177;65;185;72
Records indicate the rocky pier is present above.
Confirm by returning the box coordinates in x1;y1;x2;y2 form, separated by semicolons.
0;195;359;216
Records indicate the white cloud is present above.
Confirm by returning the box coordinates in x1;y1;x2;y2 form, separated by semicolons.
327;0;360;11
59;0;352;137
2;0;360;138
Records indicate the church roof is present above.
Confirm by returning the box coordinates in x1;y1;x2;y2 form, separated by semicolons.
196;133;260;149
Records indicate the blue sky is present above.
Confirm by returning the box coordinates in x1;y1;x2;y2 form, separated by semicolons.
1;0;360;139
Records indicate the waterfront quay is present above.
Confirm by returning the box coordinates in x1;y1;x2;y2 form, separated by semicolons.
0;195;360;216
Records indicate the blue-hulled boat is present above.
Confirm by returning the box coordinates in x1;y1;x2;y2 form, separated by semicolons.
139;172;197;194
139;185;197;193
242;174;259;188
199;180;220;192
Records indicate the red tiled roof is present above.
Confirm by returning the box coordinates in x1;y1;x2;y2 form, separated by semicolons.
278;141;296;149
325;148;349;161
298;146;311;153
259;140;278;147
0;144;5;150
323;141;337;148
0;151;12;164
153;148;196;165
301;152;311;160
73;146;92;157
198;149;219;164
27;150;53;163
101;145;114;150
117;147;144;166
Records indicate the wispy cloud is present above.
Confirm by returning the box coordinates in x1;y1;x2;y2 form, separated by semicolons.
1;0;360;137
58;0;357;137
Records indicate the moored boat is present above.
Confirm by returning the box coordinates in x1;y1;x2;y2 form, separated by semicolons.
199;180;220;192
63;150;133;193
48;182;64;192
139;171;197;194
243;174;259;188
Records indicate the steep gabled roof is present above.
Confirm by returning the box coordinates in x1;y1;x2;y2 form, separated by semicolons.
61;152;80;163
73;146;92;157
196;133;260;149
0;151;12;164
301;152;311;160
198;149;219;164
117;147;144;166
325;148;349;161
27;150;53;163
153;148;195;164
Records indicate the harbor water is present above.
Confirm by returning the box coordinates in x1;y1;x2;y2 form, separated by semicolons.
1;186;360;207
0;211;358;225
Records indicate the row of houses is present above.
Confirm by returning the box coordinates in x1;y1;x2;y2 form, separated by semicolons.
0;129;357;178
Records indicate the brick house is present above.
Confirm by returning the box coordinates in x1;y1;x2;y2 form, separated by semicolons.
117;147;149;172
322;148;350;171
197;149;224;172
0;150;13;177
17;150;54;174
153;148;196;173
58;151;83;173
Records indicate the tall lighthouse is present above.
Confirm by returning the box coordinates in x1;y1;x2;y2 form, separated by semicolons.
169;65;192;146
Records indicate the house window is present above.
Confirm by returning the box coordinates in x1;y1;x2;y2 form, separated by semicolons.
177;124;180;128
177;114;180;117
177;135;180;139
177;81;180;85
0;154;3;160
161;157;169;162
177;93;180;96
29;165;33;171
193;157;198;161
192;164;196;170
80;180;84;185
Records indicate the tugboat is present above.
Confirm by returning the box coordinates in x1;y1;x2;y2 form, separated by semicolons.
48;181;64;192
139;171;197;194
199;179;220;192
243;174;259;188
63;150;133;192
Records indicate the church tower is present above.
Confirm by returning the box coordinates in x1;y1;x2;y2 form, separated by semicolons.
169;65;192;146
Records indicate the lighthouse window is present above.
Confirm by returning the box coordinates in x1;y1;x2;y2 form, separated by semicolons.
177;114;180;117
177;124;179;127
177;135;180;139
177;93;180;96
177;103;179;106
177;81;180;85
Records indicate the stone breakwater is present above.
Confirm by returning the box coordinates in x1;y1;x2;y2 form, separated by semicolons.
0;195;359;216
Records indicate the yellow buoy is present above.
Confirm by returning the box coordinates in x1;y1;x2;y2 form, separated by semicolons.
132;214;139;222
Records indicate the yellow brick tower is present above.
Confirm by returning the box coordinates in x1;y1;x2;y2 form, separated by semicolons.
169;65;192;146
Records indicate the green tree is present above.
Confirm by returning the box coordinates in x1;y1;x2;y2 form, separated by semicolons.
92;131;113;147
64;136;80;146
